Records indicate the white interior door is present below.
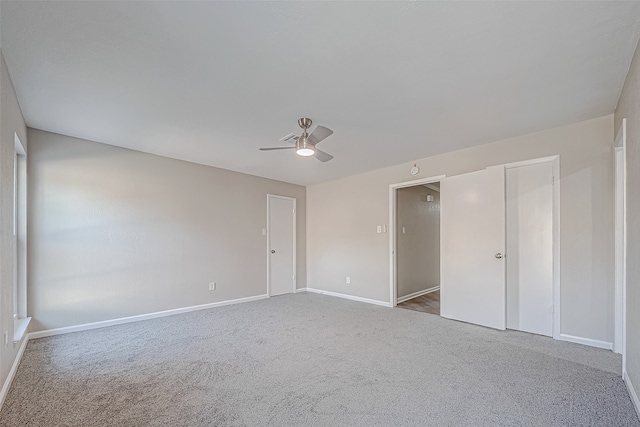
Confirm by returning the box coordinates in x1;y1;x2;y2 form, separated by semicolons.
268;195;296;296
440;166;506;330
506;162;553;336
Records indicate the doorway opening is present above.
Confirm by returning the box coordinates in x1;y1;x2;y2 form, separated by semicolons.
390;175;445;315
396;183;441;315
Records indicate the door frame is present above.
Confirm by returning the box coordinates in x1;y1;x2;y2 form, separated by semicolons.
614;118;627;361
389;174;446;306
266;194;297;296
503;155;560;339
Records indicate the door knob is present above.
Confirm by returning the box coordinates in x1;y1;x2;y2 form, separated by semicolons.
271;250;275;253
495;253;503;259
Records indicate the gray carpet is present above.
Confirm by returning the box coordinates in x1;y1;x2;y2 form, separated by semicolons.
1;293;638;426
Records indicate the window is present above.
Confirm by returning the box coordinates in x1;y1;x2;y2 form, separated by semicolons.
13;133;29;342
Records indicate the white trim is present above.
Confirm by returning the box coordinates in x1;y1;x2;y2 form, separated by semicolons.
614;119;627;364
503;155;558;169
0;335;29;410
29;294;268;339
552;156;561;340
266;194;297;297
392;175;446;188
13;317;31;343
423;183;440;192
558;333;613;350
13;133;28;321
302;287;393;307
624;371;640;419
14;133;25;155
614;146;624;354
389;174;447;307
396;286;440;304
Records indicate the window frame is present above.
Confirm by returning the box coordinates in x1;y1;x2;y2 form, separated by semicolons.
13;133;30;342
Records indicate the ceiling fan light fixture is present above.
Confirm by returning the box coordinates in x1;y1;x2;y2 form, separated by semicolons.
296;148;315;156
295;136;315;156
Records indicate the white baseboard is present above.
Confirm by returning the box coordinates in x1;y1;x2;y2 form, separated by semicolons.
397;286;440;304
301;287;392;307
624;371;640;419
29;294;269;339
0;335;30;410
558;333;613;350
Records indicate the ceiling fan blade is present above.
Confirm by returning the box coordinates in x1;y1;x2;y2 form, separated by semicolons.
307;126;333;145
279;133;299;144
314;148;334;162
259;147;295;151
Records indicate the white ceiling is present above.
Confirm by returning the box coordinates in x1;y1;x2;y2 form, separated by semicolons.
2;1;640;186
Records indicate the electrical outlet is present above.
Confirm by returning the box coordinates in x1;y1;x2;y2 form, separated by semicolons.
209;282;216;291
346;276;351;284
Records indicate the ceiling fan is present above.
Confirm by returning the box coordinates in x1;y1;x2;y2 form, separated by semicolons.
260;118;334;162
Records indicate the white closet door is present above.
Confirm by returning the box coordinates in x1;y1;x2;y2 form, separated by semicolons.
268;195;296;296
506;162;553;336
440;166;506;330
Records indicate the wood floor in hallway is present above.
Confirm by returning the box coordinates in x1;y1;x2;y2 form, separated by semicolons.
397;290;440;315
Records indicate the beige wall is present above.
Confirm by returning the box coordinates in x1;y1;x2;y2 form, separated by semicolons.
0;50;28;394
308;115;615;343
27;129;306;330
397;185;440;298
615;39;640;397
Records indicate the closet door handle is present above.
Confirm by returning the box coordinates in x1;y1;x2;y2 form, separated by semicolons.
495;253;503;259
271;250;275;254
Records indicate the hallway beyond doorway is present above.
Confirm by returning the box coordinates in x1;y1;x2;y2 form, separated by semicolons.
397;290;440;315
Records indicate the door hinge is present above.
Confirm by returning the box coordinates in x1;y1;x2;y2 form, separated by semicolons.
552;176;555;185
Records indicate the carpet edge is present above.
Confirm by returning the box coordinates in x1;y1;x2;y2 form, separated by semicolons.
624;371;640;419
0;333;29;411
